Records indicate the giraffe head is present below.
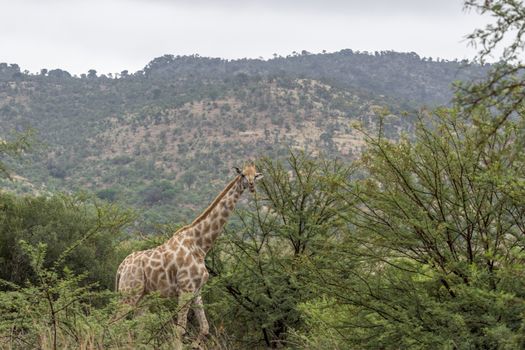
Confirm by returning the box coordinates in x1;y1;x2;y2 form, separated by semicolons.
234;163;263;193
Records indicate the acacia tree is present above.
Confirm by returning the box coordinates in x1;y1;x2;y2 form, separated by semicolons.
205;152;350;348
295;1;525;348
458;0;525;130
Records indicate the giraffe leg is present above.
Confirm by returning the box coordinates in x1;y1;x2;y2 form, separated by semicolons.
113;278;145;321
192;294;209;343
176;292;194;341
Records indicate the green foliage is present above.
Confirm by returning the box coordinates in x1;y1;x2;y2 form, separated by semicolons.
296;106;525;349
0;240;217;350
0;191;223;349
1;2;524;349
0;130;32;179
457;0;525;139
0;47;484;229
0;192;134;290
206;152;351;348
0;241;102;349
96;187;119;202
140;180;178;205
288;5;525;347
464;0;525;65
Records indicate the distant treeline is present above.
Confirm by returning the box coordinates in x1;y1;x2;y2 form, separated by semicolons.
1;49;488;107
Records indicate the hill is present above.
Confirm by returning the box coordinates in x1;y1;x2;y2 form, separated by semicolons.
0;50;487;228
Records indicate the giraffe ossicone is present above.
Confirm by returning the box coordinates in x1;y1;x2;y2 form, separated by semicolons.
115;163;262;344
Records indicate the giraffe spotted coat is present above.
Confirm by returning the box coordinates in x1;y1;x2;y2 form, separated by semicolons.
115;164;262;344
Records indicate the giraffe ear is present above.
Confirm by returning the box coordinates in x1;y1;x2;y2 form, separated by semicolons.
255;173;264;180
233;167;242;175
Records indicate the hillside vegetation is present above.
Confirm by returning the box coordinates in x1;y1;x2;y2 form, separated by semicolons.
2;1;524;347
0;50;486;227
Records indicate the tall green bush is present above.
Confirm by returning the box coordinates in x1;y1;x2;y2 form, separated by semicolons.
0;193;134;290
206;152;351;348
296;107;525;349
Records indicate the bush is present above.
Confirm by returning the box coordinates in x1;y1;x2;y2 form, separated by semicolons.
96;187;119;202
140;180;178;205
0;192;134;290
0;241;194;350
206;152;351;348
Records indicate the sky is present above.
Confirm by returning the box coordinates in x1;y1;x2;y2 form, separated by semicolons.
0;0;495;75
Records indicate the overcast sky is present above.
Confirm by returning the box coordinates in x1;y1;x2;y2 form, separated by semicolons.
0;0;494;75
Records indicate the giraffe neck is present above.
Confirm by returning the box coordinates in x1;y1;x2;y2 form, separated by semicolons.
183;175;245;254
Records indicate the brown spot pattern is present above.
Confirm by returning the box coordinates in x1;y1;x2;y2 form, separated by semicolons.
116;164;258;338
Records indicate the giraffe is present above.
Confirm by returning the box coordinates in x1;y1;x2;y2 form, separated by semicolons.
115;163;263;345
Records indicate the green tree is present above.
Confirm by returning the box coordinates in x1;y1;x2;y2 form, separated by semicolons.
0;131;31;179
295;106;525;348
295;2;525;347
206;152;350;348
0;234;186;349
457;0;525;133
0;193;134;290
